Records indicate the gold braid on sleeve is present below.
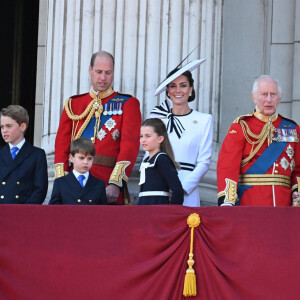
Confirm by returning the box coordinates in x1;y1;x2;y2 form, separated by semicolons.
64;96;103;142
240;120;273;167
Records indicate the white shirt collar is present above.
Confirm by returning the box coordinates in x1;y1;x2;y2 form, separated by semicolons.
72;169;90;183
91;86;98;95
9;138;26;151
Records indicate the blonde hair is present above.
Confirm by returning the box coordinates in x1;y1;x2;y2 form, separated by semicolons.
142;118;180;169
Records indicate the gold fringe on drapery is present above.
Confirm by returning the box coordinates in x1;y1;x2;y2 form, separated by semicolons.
183;213;201;297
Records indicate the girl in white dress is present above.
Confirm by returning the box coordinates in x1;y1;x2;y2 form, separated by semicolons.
150;60;213;206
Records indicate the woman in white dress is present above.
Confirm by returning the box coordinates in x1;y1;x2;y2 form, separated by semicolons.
150;60;213;206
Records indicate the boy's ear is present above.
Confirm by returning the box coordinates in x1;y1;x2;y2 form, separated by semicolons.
69;154;74;163
20;123;27;133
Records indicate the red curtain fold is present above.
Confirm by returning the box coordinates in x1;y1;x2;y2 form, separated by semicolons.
0;205;299;300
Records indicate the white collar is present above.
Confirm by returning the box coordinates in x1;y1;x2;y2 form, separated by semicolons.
72;169;90;181
9;138;26;150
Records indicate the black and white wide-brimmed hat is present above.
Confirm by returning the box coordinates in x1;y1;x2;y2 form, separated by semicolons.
154;58;206;96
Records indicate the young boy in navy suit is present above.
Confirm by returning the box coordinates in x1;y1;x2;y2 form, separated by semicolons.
0;105;48;204
49;137;107;205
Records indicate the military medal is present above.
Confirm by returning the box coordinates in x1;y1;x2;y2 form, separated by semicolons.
103;104;108;116
118;103;123;115
280;157;289;170
112;129;120;141
97;128;107;141
113;103;118;115
273;128;299;142
108;103;113;115
105;118;116;131
290;159;295;172
286;145;294;159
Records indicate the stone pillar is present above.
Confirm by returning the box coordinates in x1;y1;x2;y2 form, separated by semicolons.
292;0;300;123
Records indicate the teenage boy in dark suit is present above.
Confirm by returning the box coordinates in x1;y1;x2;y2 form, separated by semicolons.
49;137;107;205
0;105;48;204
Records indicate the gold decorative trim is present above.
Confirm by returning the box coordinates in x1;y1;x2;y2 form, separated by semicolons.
254;109;278;123
224;178;237;205
217;191;225;199
64;87;114;142
90;86;114;99
293;177;300;193
54;163;65;178
109;161;131;187
232;113;253;124
239;174;291;188
292;184;298;192
183;213;201;297
240;120;273;167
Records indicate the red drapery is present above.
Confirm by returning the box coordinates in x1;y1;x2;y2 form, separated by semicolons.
0;205;299;300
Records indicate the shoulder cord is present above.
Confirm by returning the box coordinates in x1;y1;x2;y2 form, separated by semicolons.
240;120;273;167
64;96;103;141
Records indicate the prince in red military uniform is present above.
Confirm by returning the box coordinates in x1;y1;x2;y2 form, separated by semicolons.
217;75;300;206
54;51;141;204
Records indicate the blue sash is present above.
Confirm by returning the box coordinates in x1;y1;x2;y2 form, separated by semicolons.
81;94;130;139
237;118;296;203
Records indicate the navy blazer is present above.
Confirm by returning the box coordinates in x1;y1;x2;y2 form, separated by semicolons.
0;141;48;204
49;172;107;205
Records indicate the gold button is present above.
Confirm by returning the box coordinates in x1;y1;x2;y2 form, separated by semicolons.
15;195;19;199
89;200;92;203
2;182;6;185
77;199;81;203
1;195;4;199
275;164;279;167
17;182;20;185
274;170;278;174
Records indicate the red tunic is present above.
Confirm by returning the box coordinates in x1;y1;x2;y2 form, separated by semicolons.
54;88;141;204
217;112;300;206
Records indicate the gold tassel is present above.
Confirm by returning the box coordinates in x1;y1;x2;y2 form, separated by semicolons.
183;213;201;297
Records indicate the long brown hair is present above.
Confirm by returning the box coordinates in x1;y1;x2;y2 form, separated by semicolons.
142;118;180;169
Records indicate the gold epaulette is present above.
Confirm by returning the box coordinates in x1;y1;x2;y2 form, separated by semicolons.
232;113;253;124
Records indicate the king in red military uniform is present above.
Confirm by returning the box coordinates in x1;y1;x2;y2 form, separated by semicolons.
54;51;141;204
217;75;300;206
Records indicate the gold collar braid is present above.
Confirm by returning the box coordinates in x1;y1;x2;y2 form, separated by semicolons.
64;87;114;142
253;109;278;123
